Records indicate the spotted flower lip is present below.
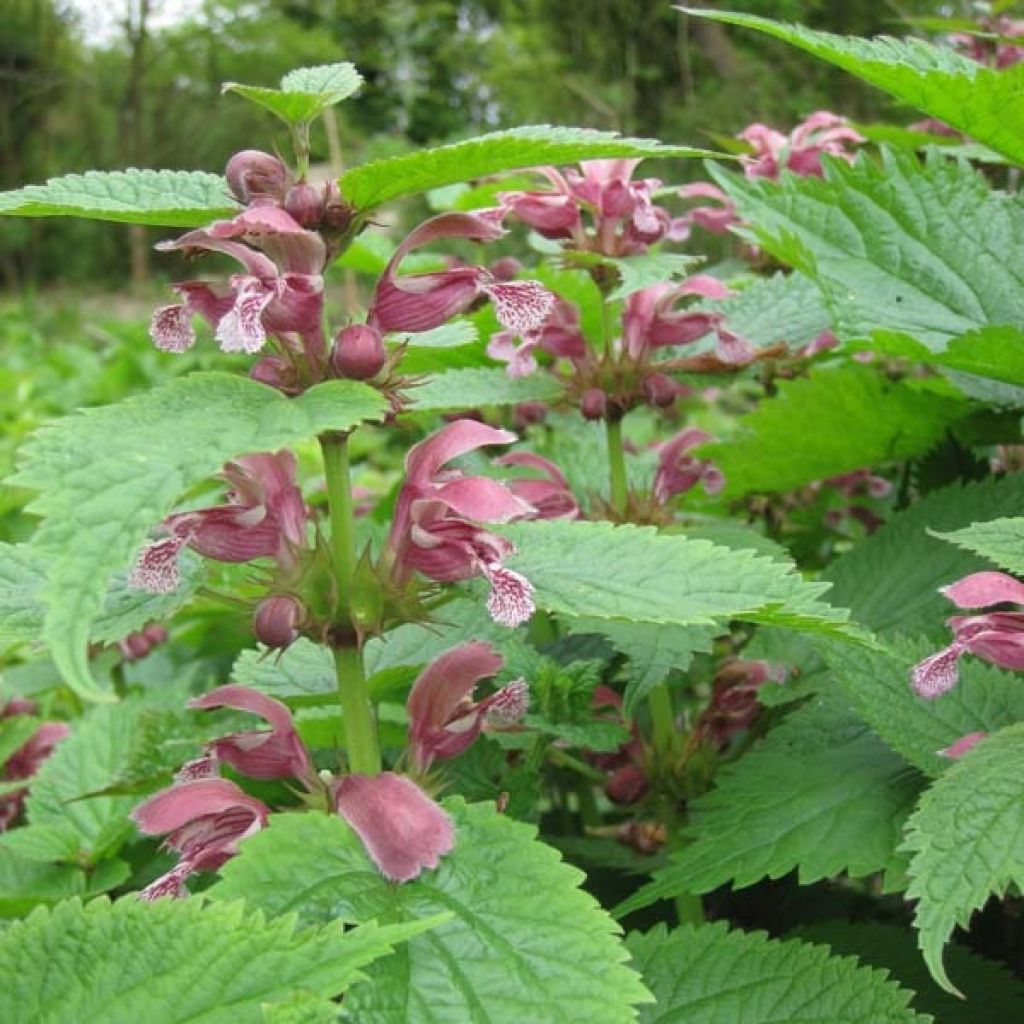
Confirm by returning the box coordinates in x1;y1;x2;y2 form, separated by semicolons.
367;209;554;337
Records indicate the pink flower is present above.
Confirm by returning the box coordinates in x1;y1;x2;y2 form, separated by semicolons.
334;772;455;882
675;182;739;236
487;297;587;378
368;209;554;337
493;452;579;520
739;111;864;180
0;700;69;831
653;428;723;503
939;731;987;759
386;420;537;627
699;660;786;749
131;450;307;593
150;202;326;356
912;572;1024;698
407;641;528;772
187;684;314;784
133;777;270;899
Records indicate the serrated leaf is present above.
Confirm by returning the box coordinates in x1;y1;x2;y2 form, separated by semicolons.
605;252;700;301
0;896;431;1023
824;476;1024;638
0;849;90;916
405;366;563;412
13;373;387;701
902;722;1024;994
934;516;1024;576
682;7;1024;166
711;149;1024;348
626;921;927;1023
700;365;967;497
0;169;237;226
794;921;1024;1024
210;801;652;1023
339;126;715;211
614;699;923;919
816;635;1024;777
223;62;362;125
499;519;859;639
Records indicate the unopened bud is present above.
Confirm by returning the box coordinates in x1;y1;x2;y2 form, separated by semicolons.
642;372;677;409
253;594;304;649
331;324;387;380
580;387;608;421
225;150;288;203
250;355;299;394
118;623;168;662
489;256;522;282
605;762;649;805
284;183;324;228
322;182;354;231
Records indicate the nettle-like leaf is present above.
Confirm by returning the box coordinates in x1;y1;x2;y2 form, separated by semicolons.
614;699;923;918
626;921;927;1024
794;921;1024;1024
0;896;437;1023
223;62;363;125
934;516;1024;577
824;475;1024;638
405;366;563;412
0;169;237;226
211;801;652;1023
12;373;387;701
604;251;701;301
902;722;1024;994
339;126;716;211
500;519;861;638
816;636;1024;777
700;365;967;497
711;149;1024;349
0;849;128;917
681;7;1024;166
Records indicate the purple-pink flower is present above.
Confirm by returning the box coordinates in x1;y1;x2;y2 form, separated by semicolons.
912;571;1024;698
739;111;864;180
653;428;724;503
386;420;537;627
494;452;580;520
939;731;987;760
0;699;69;831
131;450;307;593
486;297;587;378
675;182;739;237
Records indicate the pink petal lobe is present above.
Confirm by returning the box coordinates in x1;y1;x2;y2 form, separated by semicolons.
939;731;987;759
132;778;264;835
482;279;556;333
482;563;535;627
188;684;295;734
150;304;196;353
911;644;964;699
941;571;1024;609
434;476;534;523
405;419;518;485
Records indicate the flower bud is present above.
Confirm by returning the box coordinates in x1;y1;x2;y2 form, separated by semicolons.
322;182;354;231
284;183;324;228
331;324;387;380
580;387;607;421
118;623;168;662
225;150;288;203
642;372;678;409
605;762;649;805
489;256;522;282
253;595;304;649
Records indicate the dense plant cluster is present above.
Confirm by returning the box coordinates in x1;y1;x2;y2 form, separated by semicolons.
3;6;1024;1022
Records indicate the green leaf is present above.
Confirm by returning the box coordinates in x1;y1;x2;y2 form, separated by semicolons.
0;896;433;1023
211;801;652;1023
815;635;1024;777
934;516;1024;576
794;921;1024;1024
605;252;701;301
614;699;923;919
902;722;1024;994
711;149;1024;348
500;519;859;640
626;921;927;1024
681;7;1024;166
0;169;237;226
700;365;968;498
405;366;563;412
339;126;715;211
824;475;1024;638
223;62;363;125
0;850;92;916
13;373;387;701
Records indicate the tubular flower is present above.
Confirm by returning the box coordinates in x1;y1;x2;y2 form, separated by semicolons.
653;428;724;503
494;452;580;520
407;641;528;772
130;450;307;594
150;201;326;356
739;111;864;180
912;572;1024;698
367;209;554;337
697;660;786;749
188;684;314;784
675;182;739;236
133;778;270;900
334;772;455;883
0;700;69;831
486;297;587;378
386;420;537;627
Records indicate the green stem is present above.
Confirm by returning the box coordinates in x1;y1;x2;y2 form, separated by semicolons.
606;415;628;515
333;645;380;775
320;433;356;609
648;683;676;760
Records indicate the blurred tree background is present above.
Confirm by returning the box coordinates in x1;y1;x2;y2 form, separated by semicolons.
0;0;967;288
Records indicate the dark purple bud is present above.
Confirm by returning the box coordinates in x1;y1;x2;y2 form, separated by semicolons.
605;762;649;805
331;324;387;380
323;182;354;231
284;183;324;228
253;595;304;649
118;623;168;662
643;373;678;409
224;150;288;203
581;387;608;421
489;256;522;282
